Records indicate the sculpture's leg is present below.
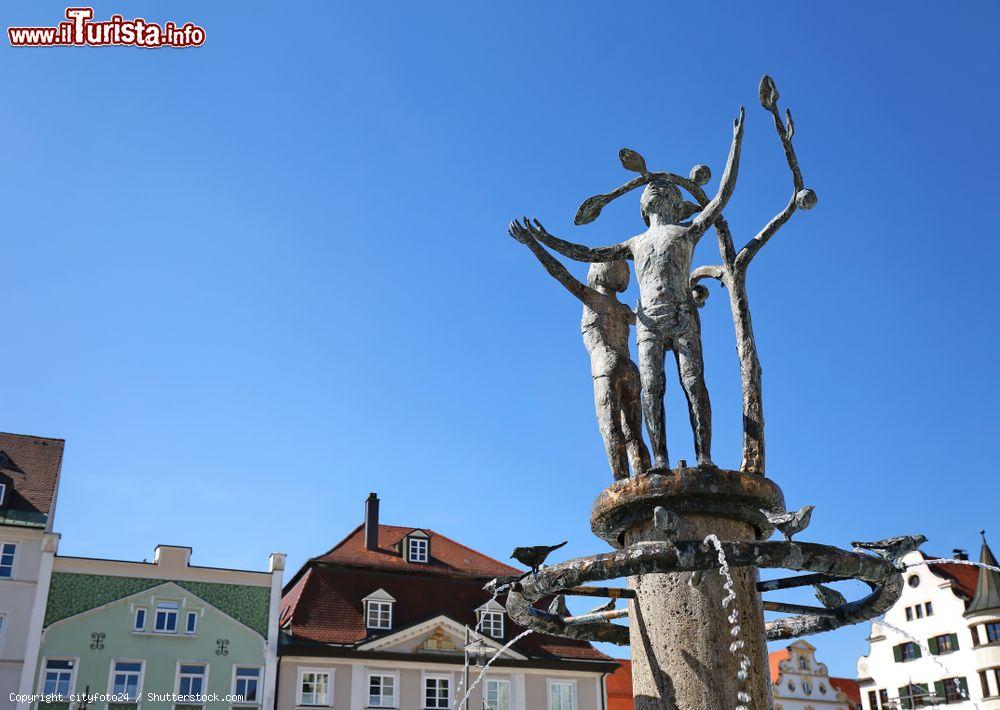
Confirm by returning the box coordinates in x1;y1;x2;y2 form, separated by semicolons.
619;362;651;475
674;318;712;467
593;375;629;480
637;331;669;469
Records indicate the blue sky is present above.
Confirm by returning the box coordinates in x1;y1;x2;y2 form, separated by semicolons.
2;1;998;677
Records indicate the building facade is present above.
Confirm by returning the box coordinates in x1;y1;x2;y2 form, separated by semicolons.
857;536;1000;709
770;640;861;710
0;433;65;710
278;493;619;710
28;544;285;710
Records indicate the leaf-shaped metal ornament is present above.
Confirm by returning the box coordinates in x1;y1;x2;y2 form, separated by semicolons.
575;194;608;225
689;164;711;186
619;148;647;174
785;109;795;141
759;75;779;110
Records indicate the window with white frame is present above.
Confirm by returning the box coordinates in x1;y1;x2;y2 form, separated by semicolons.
367;600;393;630
185;611;198;635
154;600;179;633
484;679;511;710
176;663;207;703
111;660;143;702
424;675;450;709
233;666;261;705
0;482;6;506
0;542;16;578
548;680;575;710
133;608;147;631
368;673;396;707
408;536;429;563
42;658;75;699
297;668;332;706
480;611;504;638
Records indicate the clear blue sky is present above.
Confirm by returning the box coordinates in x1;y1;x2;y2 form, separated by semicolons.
3;1;998;677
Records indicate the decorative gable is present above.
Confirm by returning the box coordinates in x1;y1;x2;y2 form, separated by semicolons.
416;625;459;653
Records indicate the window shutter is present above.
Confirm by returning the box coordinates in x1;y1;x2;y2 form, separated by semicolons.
893;644;902;662
933;681;944;702
949;633;959;650
928;636;938;654
957;677;969;698
912;643;921;658
898;687;912;709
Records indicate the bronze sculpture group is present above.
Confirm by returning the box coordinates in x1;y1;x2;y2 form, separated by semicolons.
508;75;816;479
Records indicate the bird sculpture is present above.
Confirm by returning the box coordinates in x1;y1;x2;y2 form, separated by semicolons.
813;584;847;610
587;598;617;614
511;541;568;575
851;535;927;561
762;505;815;541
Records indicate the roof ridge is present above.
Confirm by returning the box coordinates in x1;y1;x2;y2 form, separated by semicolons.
0;432;66;442
312;523;366;560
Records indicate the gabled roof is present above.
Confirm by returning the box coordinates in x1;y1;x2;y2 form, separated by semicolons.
0;432;65;529
966;531;1000;616
830;677;861;705
923;552;979;598
768;647;790;683
280;563;609;662
313;523;522;578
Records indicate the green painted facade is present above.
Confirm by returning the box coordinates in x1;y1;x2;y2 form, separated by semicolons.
34;574;270;710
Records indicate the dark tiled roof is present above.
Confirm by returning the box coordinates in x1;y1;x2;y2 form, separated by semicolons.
0;432;64;528
282;525;609;662
967;534;1000;615
313;523;522;578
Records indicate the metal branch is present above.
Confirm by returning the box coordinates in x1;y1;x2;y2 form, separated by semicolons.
563;608;629;625
562;585;636;599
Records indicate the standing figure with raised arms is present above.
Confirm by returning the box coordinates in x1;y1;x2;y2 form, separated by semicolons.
512;107;744;469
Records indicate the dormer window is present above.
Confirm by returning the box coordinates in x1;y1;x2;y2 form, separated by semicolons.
476;599;506;639
405;531;430;563
0;481;7;507
363;589;395;631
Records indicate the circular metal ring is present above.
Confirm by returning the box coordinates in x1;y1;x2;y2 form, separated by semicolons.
505;539;902;645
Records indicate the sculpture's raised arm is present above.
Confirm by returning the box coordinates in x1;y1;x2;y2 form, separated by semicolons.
508;221;608;312
691;107;745;237
517;218;632;263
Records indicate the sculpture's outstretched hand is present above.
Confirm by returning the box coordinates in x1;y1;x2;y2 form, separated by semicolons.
734;105;745;138
508;219;533;244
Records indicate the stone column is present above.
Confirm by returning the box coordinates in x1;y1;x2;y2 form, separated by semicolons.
591;468;783;710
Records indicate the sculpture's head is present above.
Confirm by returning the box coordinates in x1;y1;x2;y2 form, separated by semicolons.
640;178;683;226
588;261;629;293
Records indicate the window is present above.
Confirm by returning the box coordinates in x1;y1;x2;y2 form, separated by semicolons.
905;607;913;621
938;677;968;704
186;611;198;635
867;690;878;710
368;674;396;707
484;679;510;710
0;482;6;506
972;625;981;646
0;613;6;653
177;663;207;702
894;642;920;662
803;680;812;695
899;683;929;708
879;689;889;709
367;600;393;630
925;601;933;616
908;575;920;587
799;656;807;669
915;605;924;619
424;675;450;709
154;600;179;633
132;608;146;631
298;668;331;706
408;537;429;563
0;542;16;578
233;667;261;705
480;611;504;639
111;661;143;701
42;659;75;698
986;621;1000;643
548;681;574;710
930;633;958;654
981;668;1000;698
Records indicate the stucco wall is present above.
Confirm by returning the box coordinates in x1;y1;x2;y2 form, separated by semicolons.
0;527;45;710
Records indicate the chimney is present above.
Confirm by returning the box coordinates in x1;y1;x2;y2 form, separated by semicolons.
953;548;969;561
365;492;380;551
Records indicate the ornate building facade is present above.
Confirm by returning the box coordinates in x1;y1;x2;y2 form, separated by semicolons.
278;493;619;710
770;640;861;710
856;535;1000;709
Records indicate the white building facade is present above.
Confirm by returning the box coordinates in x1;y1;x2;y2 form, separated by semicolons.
771;640;861;710
857;536;1000;709
0;433;64;710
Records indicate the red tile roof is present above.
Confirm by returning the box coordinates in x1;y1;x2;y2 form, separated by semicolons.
0;432;64;527
926;556;979;598
606;659;632;710
282;524;609;662
314;523;522;578
831;677;861;705
768;647;790;683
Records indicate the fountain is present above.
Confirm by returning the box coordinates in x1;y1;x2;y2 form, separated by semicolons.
493;76;917;709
